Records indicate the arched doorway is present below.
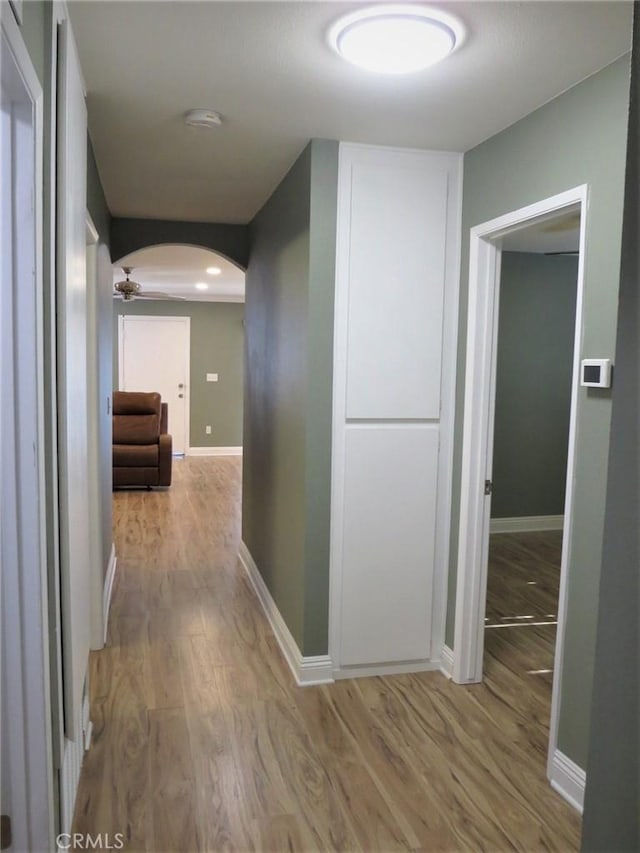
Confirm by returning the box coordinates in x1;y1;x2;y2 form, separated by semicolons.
112;243;245;456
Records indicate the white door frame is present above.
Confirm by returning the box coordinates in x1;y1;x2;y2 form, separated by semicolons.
86;213;104;649
452;185;588;776
118;314;191;453
1;4;55;847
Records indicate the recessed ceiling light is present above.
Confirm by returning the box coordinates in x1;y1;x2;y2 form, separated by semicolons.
195;282;209;291
206;266;222;275
184;109;223;129
329;5;463;75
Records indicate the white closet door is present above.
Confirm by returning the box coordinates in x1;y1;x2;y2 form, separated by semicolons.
331;144;462;671
56;17;89;741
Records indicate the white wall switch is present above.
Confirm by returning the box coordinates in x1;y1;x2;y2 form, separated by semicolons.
206;373;218;382
205;425;212;435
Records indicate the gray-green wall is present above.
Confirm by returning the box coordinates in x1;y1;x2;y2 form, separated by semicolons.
492;252;577;518
20;1;47;84
582;12;639;847
113;300;245;448
447;55;631;770
110;218;249;271
243;139;338;656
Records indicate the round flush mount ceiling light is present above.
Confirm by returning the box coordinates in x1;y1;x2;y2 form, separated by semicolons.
184;109;223;129
329;5;463;74
195;282;209;291
206;266;222;275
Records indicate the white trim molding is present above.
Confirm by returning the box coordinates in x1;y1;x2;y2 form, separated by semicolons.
334;659;440;680
238;542;334;686
452;186;589;789
187;446;243;457
490;515;564;534
549;749;585;813
102;544;117;645
439;644;455;679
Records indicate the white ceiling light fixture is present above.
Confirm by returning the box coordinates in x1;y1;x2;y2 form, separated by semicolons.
195;282;209;290
206;266;222;275
184;108;223;129
329;4;464;75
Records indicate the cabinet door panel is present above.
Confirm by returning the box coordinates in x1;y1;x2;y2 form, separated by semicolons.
345;162;447;420
340;426;438;665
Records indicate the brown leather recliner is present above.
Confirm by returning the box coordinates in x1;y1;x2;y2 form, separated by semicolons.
112;391;172;488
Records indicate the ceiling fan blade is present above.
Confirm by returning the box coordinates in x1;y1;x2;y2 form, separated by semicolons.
137;291;187;300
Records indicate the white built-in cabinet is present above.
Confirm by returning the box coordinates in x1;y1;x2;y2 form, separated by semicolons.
330;143;462;675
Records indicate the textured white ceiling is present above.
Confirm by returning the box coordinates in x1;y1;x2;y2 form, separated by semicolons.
502;211;581;254
69;1;633;224
114;245;245;301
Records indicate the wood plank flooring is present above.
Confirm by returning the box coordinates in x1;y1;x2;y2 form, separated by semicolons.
485;531;562;728
73;458;581;851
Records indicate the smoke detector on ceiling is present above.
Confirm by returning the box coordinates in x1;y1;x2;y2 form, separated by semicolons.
184;109;223;129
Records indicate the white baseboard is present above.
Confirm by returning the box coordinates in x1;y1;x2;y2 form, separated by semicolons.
238;542;334;686
187;446;243;457
439;644;454;679
333;659;440;680
549;749;585;813
490;515;564;534
103;544;117;645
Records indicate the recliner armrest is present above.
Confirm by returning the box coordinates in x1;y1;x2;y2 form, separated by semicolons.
160;402;168;435
158;433;172;486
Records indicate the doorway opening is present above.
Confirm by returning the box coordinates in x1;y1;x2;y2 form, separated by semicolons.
453;187;587;807
112;244;245;460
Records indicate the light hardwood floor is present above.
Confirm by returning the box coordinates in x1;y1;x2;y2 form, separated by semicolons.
73;457;581;851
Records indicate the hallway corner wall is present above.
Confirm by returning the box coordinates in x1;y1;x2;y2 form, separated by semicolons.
243;139;339;657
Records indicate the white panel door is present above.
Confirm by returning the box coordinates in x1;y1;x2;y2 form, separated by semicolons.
331;143;462;672
340;426;439;664
119;315;190;454
56;17;90;741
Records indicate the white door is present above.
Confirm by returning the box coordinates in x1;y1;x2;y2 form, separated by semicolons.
57;15;91;751
1;5;53;847
119;315;190;454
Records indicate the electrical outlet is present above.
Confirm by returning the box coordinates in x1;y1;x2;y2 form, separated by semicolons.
205;425;212;435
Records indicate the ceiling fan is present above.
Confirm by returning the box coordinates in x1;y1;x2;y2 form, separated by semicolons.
113;267;186;301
